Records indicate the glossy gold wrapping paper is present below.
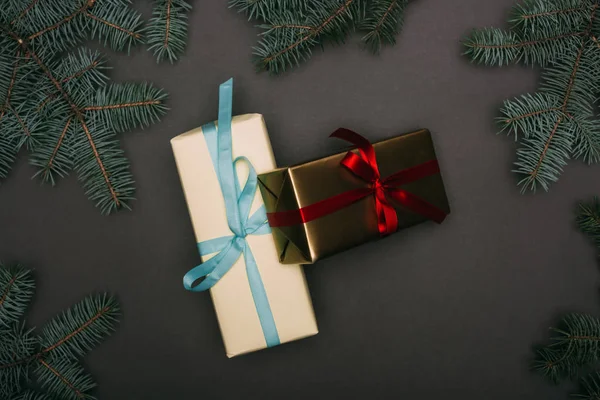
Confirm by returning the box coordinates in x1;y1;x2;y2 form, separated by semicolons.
171;114;318;357
258;129;450;264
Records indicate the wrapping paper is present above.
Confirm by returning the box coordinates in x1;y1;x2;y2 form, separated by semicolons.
171;113;318;357
258;129;450;264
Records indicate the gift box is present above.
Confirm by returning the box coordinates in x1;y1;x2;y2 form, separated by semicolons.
171;79;318;357
258;128;450;264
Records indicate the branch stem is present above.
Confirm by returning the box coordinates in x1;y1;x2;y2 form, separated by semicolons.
28;1;92;41
83;100;161;111
0;48;22;121
530;4;597;180
25;48;120;206
164;0;172;48
505;107;562;123
473;32;582;50
0;306;112;370
0;275;18;309
521;5;589;20
9;105;31;137
10;0;41;25
44;117;72;176
85;11;141;38
373;0;398;33
38;359;85;398
263;0;354;64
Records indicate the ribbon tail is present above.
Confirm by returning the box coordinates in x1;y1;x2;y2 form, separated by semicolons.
184;242;230;292
387;188;447;224
375;191;398;235
185;240;242;292
331;128;379;174
242;243;280;347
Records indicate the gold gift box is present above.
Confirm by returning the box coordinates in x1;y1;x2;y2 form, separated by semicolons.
258;129;450;264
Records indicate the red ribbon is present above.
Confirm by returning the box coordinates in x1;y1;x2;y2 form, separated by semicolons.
267;128;447;236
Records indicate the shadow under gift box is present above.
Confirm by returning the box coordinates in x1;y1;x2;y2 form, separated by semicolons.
258;129;451;264
171;114;318;357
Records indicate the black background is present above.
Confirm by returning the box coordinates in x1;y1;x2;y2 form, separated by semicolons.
2;0;600;398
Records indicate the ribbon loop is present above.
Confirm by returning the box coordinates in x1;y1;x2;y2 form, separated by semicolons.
341;151;379;183
182;79;280;348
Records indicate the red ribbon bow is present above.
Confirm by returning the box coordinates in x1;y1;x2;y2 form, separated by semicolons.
267;128;447;235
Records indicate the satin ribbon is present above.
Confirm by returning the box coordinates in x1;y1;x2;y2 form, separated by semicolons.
267;128;447;235
183;79;280;348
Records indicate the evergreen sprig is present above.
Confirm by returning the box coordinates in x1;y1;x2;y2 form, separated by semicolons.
464;0;600;193
533;198;600;399
0;0;192;214
0;263;120;400
231;0;413;74
577;372;600;399
576;197;600;249
533;313;600;382
147;0;192;63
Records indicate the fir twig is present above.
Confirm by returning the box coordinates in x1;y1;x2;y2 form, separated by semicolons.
147;0;192;63
360;0;408;53
576;197;600;248
0;264;34;327
575;371;600;399
0;263;120;399
464;0;600;193
0;0;188;214
533;197;600;388
233;0;414;74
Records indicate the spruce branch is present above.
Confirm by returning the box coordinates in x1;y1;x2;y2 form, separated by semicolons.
360;0;408;54
464;0;600;193
23;40;129;212
0;264;34;327
0;0;193;214
85;1;144;53
0;324;36;398
38;293;119;361
35;357;96;400
533;198;600;389
83;83;168;133
0;132;18;180
576;197;600;248
232;0;414;74
230;0;313;20
254;0;360;74
147;0;192;63
576;371;600;399
534;313;600;382
0;263;120;400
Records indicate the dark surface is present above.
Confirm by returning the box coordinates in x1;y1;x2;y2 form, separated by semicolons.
2;0;600;399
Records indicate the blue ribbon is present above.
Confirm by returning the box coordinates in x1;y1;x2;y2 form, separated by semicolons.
183;79;280;348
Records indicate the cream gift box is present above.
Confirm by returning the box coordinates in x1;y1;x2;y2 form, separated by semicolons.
170;80;318;357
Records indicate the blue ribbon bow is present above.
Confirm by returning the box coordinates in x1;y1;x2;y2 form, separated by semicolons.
183;79;280;348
